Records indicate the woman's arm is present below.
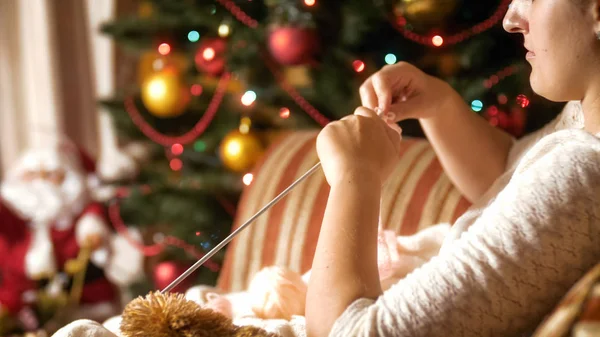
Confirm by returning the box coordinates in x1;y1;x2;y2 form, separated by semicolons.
309;130;600;337
418;81;515;202
306;107;402;337
305;172;383;337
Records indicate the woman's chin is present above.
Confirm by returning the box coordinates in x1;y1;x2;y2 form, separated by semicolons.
530;79;562;103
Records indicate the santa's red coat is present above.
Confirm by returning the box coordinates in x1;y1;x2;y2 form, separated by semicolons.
0;199;116;314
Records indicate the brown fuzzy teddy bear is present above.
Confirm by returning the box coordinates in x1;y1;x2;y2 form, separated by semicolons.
120;291;277;337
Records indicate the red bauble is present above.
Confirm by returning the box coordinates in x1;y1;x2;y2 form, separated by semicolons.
195;38;227;76
153;261;195;294
268;26;319;66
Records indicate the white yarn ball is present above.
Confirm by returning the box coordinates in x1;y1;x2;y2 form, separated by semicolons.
247;266;307;320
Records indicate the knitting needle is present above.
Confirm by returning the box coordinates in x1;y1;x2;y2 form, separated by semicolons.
161;161;322;294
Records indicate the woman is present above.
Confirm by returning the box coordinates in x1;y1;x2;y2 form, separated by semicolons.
306;0;600;336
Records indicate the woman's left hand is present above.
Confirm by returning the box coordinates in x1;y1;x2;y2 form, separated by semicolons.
316;107;403;187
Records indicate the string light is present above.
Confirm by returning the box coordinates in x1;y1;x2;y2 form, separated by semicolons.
188;31;200;42
385;53;397;65
471;100;483;112
243;173;254;186
203;47;216;61
498;94;508;105
190;84;203;96
239;117;252;134
304;0;316;6
152;59;165;71
170;158;183;171
158;43;171;55
353;60;365;72
194;140;207;152
516;94;530;108
241;90;257;106
279;107;291;119
218;24;230;37
196;231;201;236
171;143;184;155
432;35;444;47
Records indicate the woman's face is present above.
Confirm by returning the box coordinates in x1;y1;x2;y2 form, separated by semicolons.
503;0;600;102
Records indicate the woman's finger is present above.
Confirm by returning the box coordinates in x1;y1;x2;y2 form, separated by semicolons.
359;79;378;110
372;75;393;113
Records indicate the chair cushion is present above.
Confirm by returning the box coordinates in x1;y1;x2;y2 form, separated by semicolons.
217;131;471;292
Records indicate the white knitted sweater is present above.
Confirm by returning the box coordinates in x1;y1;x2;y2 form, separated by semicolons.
329;101;600;337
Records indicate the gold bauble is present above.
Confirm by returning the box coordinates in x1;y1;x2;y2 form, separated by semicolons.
284;65;312;88
438;53;461;77
138;52;188;86
219;130;265;172
141;69;190;118
395;0;458;26
138;1;154;18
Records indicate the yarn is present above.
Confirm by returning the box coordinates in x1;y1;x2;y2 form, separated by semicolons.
205;292;234;319
247;266;307;320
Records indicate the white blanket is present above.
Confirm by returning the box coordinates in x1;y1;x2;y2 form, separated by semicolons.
52;224;450;337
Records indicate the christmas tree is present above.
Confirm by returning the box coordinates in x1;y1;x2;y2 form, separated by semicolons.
99;0;564;294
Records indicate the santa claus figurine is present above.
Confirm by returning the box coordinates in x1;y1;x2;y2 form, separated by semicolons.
0;139;144;328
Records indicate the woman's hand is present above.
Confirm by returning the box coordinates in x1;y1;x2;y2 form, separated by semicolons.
359;62;454;122
316;107;402;188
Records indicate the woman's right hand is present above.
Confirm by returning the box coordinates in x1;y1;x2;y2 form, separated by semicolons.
359;62;454;122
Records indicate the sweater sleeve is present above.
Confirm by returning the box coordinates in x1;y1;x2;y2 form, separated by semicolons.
329;129;600;337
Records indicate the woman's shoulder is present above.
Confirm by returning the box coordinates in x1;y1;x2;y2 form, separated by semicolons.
513;129;600;178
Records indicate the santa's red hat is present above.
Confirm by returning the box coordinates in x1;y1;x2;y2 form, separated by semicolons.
57;139;97;175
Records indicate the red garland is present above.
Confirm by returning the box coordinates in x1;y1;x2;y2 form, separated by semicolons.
215;0;258;28
216;0;510;124
125;72;230;147
262;55;330;127
108;190;221;272
391;0;512;47
483;64;519;89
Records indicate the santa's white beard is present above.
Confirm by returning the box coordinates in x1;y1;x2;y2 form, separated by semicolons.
0;172;88;225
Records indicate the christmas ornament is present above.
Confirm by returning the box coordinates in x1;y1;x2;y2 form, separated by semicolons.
138;1;154;18
219;130;265;173
153;261;195;294
284;65;312;87
394;0;458;27
195;38;227;76
268;26;319;65
137;51;187;86
141;68;190;118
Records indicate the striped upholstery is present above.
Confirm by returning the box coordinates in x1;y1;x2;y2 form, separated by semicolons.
216;130;472;292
